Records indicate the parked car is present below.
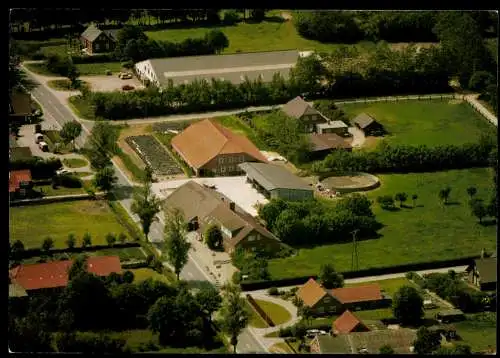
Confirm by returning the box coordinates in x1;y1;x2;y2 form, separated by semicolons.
119;72;132;79
56;169;71;176
38;141;49;152
35;133;44;144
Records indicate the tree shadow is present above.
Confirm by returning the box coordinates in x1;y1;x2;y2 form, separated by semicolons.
111;184;136;200
480;219;497;227
400;204;413;209
381;206;401;212
444;201;461;206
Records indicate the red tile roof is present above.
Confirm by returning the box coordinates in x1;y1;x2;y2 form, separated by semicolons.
330;284;383;304
9;256;122;291
333;310;369;334
297;278;329;307
9;169;32;193
171;119;267;169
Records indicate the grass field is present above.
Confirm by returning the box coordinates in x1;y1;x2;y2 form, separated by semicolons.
339;99;495;148
131;268;174;284
9;200;130;249
33;183;86;197
75;62;124;76
454;313;497;353
63;158;88;168
47;79;89;91
21;246;146;264
254;299;292;325
269;168;497;279
246;301;269;328
68;95;96;120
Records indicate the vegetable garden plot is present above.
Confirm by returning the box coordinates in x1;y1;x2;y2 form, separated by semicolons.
125;135;183;176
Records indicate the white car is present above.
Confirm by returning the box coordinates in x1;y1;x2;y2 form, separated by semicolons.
56;169;71;176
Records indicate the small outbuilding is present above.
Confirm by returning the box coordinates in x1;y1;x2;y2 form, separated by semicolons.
467;257;497;291
436;309;465;323
308;133;352;160
238;162;314;201
351;113;384;136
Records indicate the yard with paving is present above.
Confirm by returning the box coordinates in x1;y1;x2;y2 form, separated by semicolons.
268;168;497;279
339;99;495;148
9;200;132;249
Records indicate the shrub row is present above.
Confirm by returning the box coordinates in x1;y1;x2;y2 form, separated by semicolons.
240;255;480;291
313;141;497;175
13;242;141;259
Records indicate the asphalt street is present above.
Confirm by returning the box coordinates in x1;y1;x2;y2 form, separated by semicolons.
24;69;267;353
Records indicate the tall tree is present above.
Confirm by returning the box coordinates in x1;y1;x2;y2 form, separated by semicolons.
10;240;25;261
392;285;424;325
466;186;478;199
413;326;441;355
205;29;229;54
131;178;161;240
67;255;88;280
42;237;54;253
438;187;451;204
220;283;250;354
411;194;418;208
60;121;82;150
65;234;76;249
204;224;223;250
81;232;92;248
318;263;344;289
470;200;488;223
86;122;119;169
195;285;222;323
92;167;118;195
394;192;408;207
163;207;190;280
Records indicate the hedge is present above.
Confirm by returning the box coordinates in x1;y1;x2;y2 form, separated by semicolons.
10;157;62;179
14;242;141;259
246;294;275;327
121;259;149;269
239;255;480;291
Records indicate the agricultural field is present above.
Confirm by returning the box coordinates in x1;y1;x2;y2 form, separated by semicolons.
339;99;495;148
125;135;183;176
9;200;131;249
269;168;497;279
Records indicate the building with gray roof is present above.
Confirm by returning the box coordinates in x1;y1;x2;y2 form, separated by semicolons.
134;50;300;87
238;162;314;201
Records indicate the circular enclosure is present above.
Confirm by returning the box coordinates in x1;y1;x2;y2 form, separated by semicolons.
320;172;380;193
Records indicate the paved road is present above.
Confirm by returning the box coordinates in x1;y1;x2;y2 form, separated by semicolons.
23;67;267;354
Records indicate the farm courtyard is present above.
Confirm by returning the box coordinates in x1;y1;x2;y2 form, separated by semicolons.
9;200;131;249
268;167;497;279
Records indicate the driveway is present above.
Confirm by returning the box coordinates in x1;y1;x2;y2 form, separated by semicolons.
348;126;365;148
80;75;144;92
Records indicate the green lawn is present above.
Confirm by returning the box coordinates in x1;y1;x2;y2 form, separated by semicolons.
131;268;174;284
20;246;145;264
254;299;292;325
339;99;495;147
454;313;497;353
345;277;412;296
246;301;269;328
24;63;59;76
75;172;93;178
33;183;86;197
9;200;130;249
269;168;497;279
68;95;96;120
74;62;124;76
63;158;88;168
47;79;89;91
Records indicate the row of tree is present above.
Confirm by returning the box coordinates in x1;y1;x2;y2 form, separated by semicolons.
258;195;381;246
313;140;497;175
294;11;496;44
10;9;268;35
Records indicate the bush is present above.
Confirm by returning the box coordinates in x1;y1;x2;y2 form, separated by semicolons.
279;326;293;337
10;157;63;179
55;174;83;188
267;287;279;296
122;60;134;69
223;10;240;25
122;85;135;91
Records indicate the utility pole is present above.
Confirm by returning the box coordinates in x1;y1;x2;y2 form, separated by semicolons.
351;229;359;271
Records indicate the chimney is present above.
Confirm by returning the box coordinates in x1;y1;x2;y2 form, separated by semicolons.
229;201;235;211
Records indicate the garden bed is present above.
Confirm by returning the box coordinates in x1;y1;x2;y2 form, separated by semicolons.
125;135;183;176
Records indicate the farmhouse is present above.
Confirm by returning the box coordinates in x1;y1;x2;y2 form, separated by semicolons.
134;50;299;87
238;162;314;201
80;25;117;54
281;96;327;133
310;328;417;354
351;113;384;136
296;278;391;316
171;119;267;176
307;133;352;159
332;310;370;335
162;181;282;254
9;169;33;200
466;257;497;291
9;256;122;296
9;91;35;122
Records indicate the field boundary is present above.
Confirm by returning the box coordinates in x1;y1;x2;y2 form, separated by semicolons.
10;192;105;206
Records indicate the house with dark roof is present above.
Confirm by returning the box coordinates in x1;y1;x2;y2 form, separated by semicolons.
296;278;391;316
9;91;34;122
9;169;33;200
332;310;370;335
80;25;117;54
316;120;349;136
467;257;497;291
171;119;267;176
162;181;282;254
9;256;122;295
135;50;299;87
307;133;352;159
351;113;384;136
281;96;327;133
238;162;314;201
310;328;417;354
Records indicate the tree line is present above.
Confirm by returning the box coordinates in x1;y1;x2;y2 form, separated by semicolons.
258;195;381;246
312;139;497;175
294;11;497;43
